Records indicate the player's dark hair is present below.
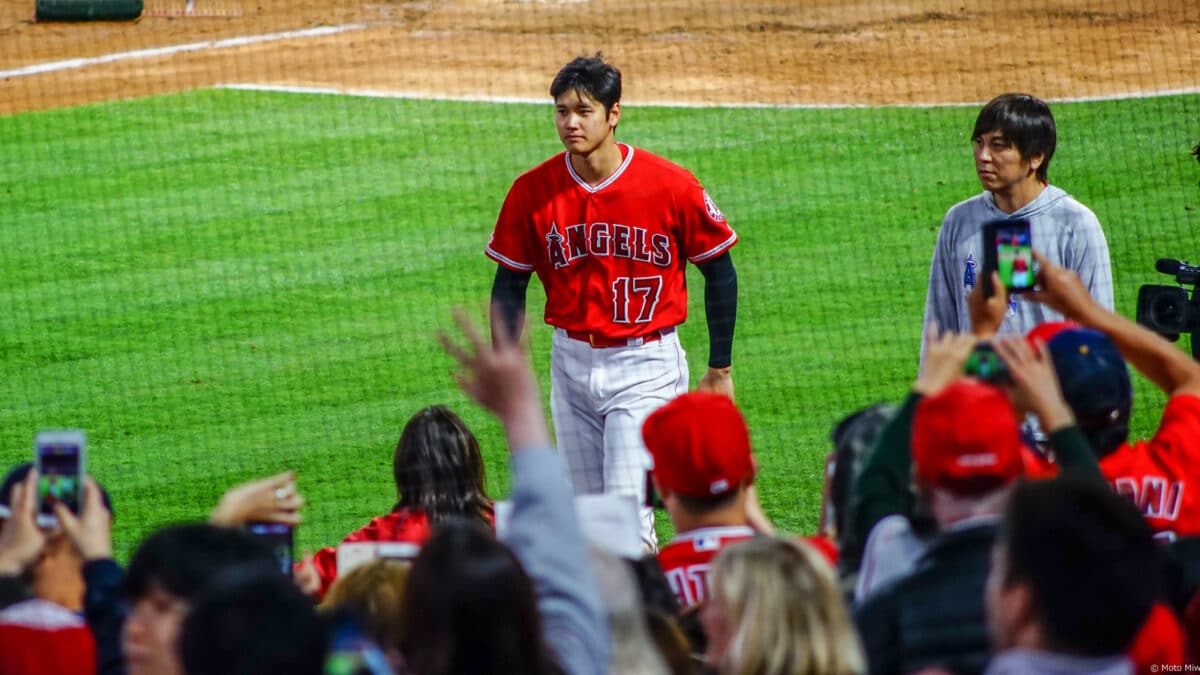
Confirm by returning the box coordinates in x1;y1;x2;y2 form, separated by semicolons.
180;569;326;675
393;405;493;526
972;93;1057;183
998;475;1162;656
397;519;559;675
673;488;740;515
550;54;622;115
123;523;279;602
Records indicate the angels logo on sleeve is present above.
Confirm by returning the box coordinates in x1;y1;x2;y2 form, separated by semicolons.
963;253;977;290
703;191;725;223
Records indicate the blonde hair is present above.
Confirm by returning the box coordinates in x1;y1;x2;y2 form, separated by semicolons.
709;537;865;675
321;558;411;652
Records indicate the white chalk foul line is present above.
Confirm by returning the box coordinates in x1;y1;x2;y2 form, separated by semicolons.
217;82;1200;109
0;24;368;80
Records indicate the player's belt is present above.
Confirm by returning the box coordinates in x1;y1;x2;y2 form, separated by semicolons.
564;327;676;348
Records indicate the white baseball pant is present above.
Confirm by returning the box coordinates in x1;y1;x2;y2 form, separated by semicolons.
549;328;689;550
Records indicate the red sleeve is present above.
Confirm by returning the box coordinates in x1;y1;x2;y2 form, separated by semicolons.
485;183;536;272
1129;603;1187;673
305;545;339;601
677;179;737;263
1149;395;1200;457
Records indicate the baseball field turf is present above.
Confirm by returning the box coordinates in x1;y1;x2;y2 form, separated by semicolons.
1;89;1198;558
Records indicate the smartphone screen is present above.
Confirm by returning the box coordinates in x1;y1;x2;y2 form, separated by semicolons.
35;430;86;520
990;218;1035;293
246;522;294;576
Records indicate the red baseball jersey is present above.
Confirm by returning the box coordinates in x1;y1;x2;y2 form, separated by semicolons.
1100;394;1200;539
486;144;738;338
657;525;754;608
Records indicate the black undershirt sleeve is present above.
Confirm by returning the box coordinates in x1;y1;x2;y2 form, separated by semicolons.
491;265;533;341
696;252;737;369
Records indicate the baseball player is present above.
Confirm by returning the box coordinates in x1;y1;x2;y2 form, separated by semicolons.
921;93;1113;370
486;55;738;548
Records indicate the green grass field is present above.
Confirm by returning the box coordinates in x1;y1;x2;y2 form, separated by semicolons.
1;89;1197;559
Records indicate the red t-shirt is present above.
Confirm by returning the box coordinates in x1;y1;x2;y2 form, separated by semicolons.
1101;394;1200;539
306;508;434;599
486;144;738;339
0;600;96;675
657;525;754;608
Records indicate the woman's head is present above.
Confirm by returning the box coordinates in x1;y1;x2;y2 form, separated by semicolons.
321;559;411;665
397;520;551;675
393;405;492;524
704;537;864;675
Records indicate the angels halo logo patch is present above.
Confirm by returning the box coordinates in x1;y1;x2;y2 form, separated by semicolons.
703;191;725;222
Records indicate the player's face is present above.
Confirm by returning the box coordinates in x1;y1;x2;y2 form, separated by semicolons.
555;89;619;156
973;129;1042;193
123;587;188;675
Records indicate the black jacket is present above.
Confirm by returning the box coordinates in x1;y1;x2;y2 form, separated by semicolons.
854;521;997;675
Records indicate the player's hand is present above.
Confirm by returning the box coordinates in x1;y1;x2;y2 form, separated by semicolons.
54;477;113;561
441;304;549;450
914;327;976;396
1027;249;1097;322
210;471;303;528
697;366;734;400
967;272;1008;338
0;469;47;575
993;336;1075;433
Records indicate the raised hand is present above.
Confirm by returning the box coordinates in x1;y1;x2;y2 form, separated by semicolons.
55;476;113;561
0;469;47;575
210;470;303;528
440;305;549;451
992;336;1075;433
914;327;978;396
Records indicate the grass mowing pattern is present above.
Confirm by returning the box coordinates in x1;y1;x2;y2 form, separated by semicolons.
0;90;1197;558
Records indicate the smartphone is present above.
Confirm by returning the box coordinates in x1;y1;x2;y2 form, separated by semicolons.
246;522;294;577
981;217;1035;297
34;430;86;527
964;342;1010;384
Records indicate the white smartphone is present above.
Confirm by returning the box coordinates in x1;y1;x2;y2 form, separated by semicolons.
34;430;86;527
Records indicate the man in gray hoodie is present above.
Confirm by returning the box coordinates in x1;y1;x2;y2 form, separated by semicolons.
921;93;1113;369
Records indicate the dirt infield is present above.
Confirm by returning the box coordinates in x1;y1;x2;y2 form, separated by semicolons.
1;0;1198;115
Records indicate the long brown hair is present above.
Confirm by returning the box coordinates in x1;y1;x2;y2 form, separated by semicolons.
392;405;493;525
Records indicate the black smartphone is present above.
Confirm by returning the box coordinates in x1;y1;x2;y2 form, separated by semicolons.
981;217;1035;297
964;342;1011;384
34;430;86;527
246;522;294;577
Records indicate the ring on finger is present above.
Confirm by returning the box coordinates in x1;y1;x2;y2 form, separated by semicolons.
274;487;288;502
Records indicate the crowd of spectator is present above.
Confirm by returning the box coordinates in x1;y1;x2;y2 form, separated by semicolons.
3;252;1200;675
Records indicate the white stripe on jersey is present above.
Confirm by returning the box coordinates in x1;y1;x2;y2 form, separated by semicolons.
485;245;535;271
564;144;636;193
688;232;738;263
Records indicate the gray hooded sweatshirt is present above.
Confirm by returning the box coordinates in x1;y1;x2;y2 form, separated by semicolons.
920;185;1113;368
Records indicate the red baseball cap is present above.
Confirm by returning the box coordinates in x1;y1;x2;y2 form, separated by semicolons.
912;380;1025;490
1025;321;1080;348
642;392;754;498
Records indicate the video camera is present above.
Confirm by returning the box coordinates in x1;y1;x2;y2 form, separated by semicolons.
1137;258;1200;360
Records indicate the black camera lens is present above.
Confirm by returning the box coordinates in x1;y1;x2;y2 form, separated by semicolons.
1152;294;1184;329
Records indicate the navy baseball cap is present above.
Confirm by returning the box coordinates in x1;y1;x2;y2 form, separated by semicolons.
1042;327;1133;456
0;462;113;526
